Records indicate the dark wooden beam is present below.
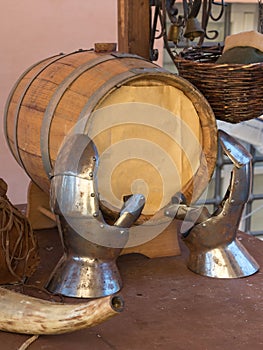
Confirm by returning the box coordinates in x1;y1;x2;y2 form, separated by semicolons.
117;0;151;60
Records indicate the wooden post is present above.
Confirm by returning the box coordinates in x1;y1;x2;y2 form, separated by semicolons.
117;0;151;59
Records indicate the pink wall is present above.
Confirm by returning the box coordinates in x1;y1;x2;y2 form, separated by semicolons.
0;1;257;204
0;0;118;204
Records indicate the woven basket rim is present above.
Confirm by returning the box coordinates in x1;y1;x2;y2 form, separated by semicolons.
175;56;263;70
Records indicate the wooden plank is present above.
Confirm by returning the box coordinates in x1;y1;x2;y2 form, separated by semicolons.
27;182;56;230
122;220;181;258
117;0;150;59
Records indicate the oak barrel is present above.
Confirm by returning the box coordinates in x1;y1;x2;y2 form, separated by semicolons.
4;49;217;216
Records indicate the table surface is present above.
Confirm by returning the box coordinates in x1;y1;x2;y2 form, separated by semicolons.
0;229;262;350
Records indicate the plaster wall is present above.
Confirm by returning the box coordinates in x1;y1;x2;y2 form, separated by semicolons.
0;0;118;203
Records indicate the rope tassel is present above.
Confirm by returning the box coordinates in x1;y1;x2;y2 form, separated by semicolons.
0;179;39;284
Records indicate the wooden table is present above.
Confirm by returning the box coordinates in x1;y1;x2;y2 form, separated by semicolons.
1;229;262;350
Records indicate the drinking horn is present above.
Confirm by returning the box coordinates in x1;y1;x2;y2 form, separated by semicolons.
0;287;124;335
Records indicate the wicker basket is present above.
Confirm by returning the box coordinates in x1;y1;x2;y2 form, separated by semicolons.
175;46;263;123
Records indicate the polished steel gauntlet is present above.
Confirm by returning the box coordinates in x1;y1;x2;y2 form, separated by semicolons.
46;134;145;298
166;130;259;278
